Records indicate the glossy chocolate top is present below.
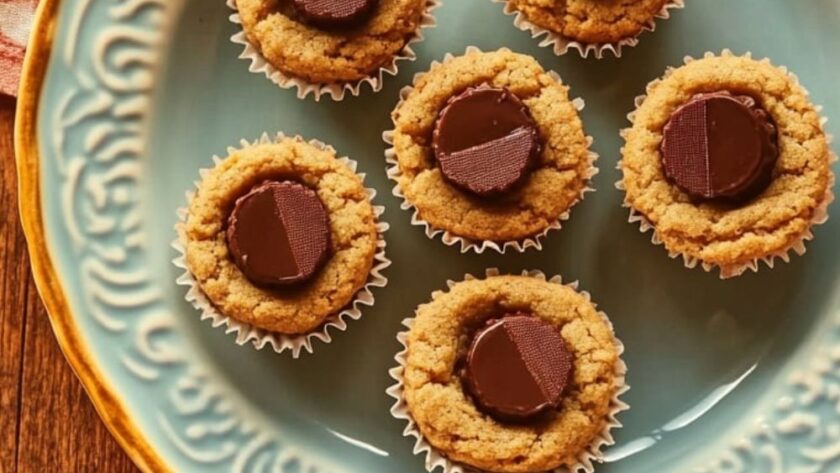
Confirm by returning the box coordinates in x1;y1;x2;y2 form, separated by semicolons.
432;87;541;197
291;0;377;28
661;92;779;202
463;313;573;422
226;181;330;287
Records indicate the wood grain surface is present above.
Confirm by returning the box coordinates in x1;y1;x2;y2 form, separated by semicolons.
0;97;138;472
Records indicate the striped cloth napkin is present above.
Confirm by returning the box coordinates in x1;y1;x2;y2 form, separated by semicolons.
0;0;37;97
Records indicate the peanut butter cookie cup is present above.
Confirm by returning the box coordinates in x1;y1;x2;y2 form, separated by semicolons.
619;51;835;278
174;133;390;357
493;0;684;58
385;48;598;253
230;0;439;100
388;269;628;473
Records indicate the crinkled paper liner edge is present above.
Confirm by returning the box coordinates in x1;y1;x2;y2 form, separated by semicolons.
617;50;837;279
490;0;684;59
386;268;630;473
172;132;391;358
383;46;599;254
227;0;440;101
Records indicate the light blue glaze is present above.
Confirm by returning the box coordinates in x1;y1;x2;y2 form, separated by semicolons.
37;0;840;471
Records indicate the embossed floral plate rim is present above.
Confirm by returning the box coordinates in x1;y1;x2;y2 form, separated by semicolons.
15;0;170;471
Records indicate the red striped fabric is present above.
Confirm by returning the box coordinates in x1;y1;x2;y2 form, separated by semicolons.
0;0;37;97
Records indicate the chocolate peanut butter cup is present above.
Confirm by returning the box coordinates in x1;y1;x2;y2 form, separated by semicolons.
463;313;573;422
226;181;331;287
432;87;541;197
291;0;378;28
661;92;778;202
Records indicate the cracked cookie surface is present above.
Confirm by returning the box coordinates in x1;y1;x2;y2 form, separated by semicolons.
183;139;378;334
236;0;426;83
390;49;594;243
507;0;671;44
621;53;833;271
403;275;620;473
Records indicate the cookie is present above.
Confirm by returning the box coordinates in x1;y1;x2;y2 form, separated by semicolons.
181;136;380;336
620;52;835;277
393;272;627;473
388;48;596;250
235;0;430;86
499;0;683;57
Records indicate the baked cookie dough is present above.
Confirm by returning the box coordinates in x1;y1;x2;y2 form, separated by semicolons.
236;0;428;83
402;274;623;472
621;53;833;274
390;49;595;243
507;0;673;44
183;137;379;334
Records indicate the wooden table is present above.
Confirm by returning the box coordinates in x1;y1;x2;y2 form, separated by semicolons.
0;96;137;472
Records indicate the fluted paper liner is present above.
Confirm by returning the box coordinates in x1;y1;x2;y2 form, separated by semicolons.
173;132;391;358
387;268;630;473
227;0;440;101
618;50;837;279
384;46;599;254
490;0;684;59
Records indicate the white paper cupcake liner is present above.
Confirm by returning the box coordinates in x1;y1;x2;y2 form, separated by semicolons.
617;50;837;279
490;0;684;59
172;132;391;358
387;268;630;473
227;0;440;101
384;46;599;254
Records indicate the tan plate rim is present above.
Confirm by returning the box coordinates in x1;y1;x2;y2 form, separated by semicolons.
15;0;173;471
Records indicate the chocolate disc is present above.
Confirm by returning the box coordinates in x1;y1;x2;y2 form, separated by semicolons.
463;313;573;422
226;181;330;287
291;0;377;28
661;92;779;202
432;87;541;197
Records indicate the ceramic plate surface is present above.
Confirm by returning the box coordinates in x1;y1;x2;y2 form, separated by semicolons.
21;0;840;472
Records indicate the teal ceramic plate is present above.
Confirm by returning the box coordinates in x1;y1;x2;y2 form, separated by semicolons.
20;0;840;471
